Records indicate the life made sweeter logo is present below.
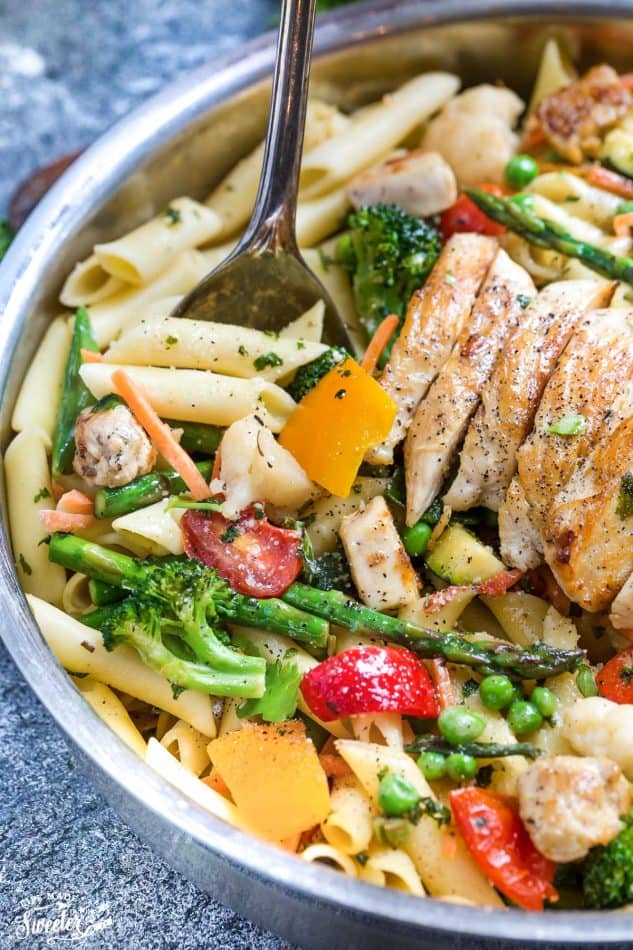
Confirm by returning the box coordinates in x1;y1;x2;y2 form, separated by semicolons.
12;891;113;943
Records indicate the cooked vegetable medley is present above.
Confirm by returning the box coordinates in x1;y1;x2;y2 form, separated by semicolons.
9;42;633;911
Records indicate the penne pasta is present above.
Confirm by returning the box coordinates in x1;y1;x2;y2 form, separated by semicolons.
364;847;426;896
300;843;358;877
73;677;147;757
79;362;296;431
302;247;365;357
351;712;404;750
11;317;71;449
296;185;351;247
60;254;124;308
321;774;374;854
278;300;324;342
111;499;185;557
160;719;215;773
62;572;93;616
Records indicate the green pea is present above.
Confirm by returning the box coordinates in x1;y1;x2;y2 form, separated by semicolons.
438;706;486;745
373;816;411;848
378;771;420;817
508;192;535;211
417;751;447;781
507;699;543;736
531;686;557;718
616;200;633;215
445;753;478;782
480;674;516;711
402;520;433;558
576;664;599;698
505;154;539;189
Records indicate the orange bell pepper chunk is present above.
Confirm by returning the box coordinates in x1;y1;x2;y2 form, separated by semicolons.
279;357;397;497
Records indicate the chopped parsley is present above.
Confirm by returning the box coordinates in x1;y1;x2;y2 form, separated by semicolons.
220;524;240;544
238;344;248;357
296;341;306;350
617;472;633;520
444;271;456;286
164;335;178;347
547;413;587;437
238;659;301;722
33;487;51;503
462;678;480;699
334;388;346;399
164;206;182;226
18;554;32;576
517;294;532;310
253;352;283;371
263;329;279;339
419;797;451;828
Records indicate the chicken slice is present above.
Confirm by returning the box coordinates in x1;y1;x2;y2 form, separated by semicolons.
446;280;616;512
498;476;543;570
73;402;156;487
543;415;633;612
348;150;457;218
610;572;633;631
518;755;631;863
524;64;631;164
404;249;535;525
367;233;497;465
517;309;633;534
339;495;419;610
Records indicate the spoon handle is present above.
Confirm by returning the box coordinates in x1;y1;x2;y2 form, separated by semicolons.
239;0;317;254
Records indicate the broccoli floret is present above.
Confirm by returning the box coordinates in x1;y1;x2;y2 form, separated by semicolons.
0;219;13;261
287;345;349;401
583;813;633;909
336;203;442;354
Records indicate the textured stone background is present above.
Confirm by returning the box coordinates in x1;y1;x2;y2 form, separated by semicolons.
0;1;296;947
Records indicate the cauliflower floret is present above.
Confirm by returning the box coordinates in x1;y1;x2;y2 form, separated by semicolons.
563;697;633;780
518;755;631;862
421;84;524;187
73;402;156;487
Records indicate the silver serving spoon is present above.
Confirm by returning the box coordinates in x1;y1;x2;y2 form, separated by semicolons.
172;0;353;350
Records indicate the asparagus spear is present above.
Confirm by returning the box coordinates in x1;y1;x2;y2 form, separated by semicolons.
466;187;633;284
163;420;223;456
51;307;99;475
282;583;585;679
405;737;540;759
88;578;124;606
93;460;214;519
49;533;329;649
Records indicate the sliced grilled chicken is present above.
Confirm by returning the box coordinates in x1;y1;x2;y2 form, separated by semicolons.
404;249;535;525
446;280;616;512
348;150;457;218
367;233;497;465
339;495;419;610
610;572;633;631
498;475;543;570
543;415;633;612
516;309;633;536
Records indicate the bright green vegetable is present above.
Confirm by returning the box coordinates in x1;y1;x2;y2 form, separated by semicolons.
238;660;301;722
301;545;354;594
508;192;536;211
530;686;557;718
617;200;633;215
0;219;14;260
373;816;412;848
378;771;420;817
480;674;516;711
163;420;223;456
438;707;486;745
417;750;447;781
583;813;633;909
576;663;600;697
406;737;540;760
617;473;633;520
51;307;99;476
335;203;441;354
425;523;504;586
445;752;478;782
547;413;587;437
505;154;539;189
466;187;633;285
402;520;433;558
286;346;349;402
88;578;124;607
93;460;214;519
507;699;543;736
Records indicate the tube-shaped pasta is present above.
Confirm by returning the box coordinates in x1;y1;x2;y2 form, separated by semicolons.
305;477;388;555
5;431;66;604
62;572;93;616
336;740;503;906
300;73;460;196
365;847;426;896
73;677;147;757
279;300;324;342
145;738;249;830
94;198;222;285
526;38;577;116
218;697;246;736
104;312;327;381
321;775;373;854
161;719;215;774
60;255;124;308
302;248;365;357
528;172;620;228
464;695;529;797
351;712;404;749
79;362;296;432
300;843;358;877
530;194;605;244
296;186;351;247
89;249;210;347
11;317;71;449
112;499;185;557
27;595;215;735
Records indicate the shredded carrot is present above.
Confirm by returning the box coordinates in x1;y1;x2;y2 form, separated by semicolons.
111;368;211;501
39;509;95;532
318;753;353;779
211;446;222;483
279;833;301;853
56;489;94;515
613;211;633;237
585;164;633;198
80;348;103;363
429;659;454;711
361;314;400;374
442;832;459;861
202;768;231;799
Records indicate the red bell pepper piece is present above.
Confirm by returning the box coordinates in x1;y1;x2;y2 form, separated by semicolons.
300;645;439;722
449;787;558;911
440;185;507;240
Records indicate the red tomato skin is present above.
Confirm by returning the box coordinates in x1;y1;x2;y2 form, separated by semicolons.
478;569;523;597
449;788;557;912
440;186;507;241
596;646;633;704
181;505;302;598
300;645;439;722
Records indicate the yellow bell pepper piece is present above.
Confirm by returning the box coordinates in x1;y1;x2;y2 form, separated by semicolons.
279;357;397;497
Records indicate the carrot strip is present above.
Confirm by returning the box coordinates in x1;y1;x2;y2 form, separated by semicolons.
429;658;454;711
361;314;400;374
51;479;65;502
39;509;95;532
279;833;301;853
111;368;211;501
613;211;633;237
585;164;633;198
202;768;231;799
56;489;94;515
442;832;459;861
80;348;103;363
318;753;353;779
